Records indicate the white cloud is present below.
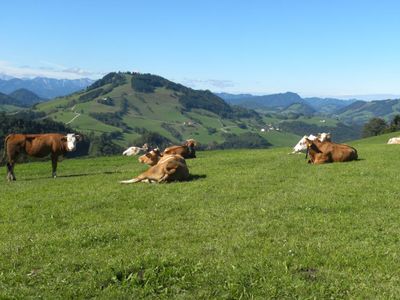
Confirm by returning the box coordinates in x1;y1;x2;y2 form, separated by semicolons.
0;60;104;80
181;78;236;90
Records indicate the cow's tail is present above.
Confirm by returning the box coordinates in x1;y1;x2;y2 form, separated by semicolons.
0;135;10;166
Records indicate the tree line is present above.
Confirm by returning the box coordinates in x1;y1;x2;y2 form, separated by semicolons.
362;115;400;137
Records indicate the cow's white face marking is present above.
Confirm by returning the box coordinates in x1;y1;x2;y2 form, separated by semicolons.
66;133;77;151
293;135;317;153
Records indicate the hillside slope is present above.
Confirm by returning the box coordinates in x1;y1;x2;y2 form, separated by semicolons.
218;92;357;114
336;99;400;124
9;88;43;105
35;72;300;148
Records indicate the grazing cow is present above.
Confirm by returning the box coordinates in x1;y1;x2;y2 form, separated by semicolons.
122;143;149;156
120;154;189;184
305;138;358;164
387;137;400;144
163;139;197;159
291;133;331;154
3;133;82;181
138;148;162;166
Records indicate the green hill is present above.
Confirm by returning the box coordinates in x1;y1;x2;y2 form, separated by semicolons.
1;134;400;298
352;130;400;145
336;99;400;124
35;72;300;148
280;102;316;116
0;91;28;112
9;88;43;105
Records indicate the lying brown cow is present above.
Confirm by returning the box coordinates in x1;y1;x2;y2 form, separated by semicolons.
120;154;189;184
3;133;82;181
305;138;358;164
163;139;197;159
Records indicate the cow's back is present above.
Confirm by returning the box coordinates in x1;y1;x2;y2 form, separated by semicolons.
6;133;66;158
163;145;187;156
314;141;358;163
27;134;66;157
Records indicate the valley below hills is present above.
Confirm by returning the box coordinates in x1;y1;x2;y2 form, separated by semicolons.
3;72;400;150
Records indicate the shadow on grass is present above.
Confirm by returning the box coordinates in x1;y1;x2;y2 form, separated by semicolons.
58;171;123;178
20;170;123;181
186;174;207;181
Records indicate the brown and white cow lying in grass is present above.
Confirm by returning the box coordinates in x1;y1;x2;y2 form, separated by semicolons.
3;133;82;181
120;153;189;184
163;139;197;159
305;138;358;164
291;133;331;154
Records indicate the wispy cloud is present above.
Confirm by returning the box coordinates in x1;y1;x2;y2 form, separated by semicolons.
0;60;104;79
181;78;236;90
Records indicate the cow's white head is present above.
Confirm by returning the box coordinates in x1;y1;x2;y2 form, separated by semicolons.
65;133;79;151
292;134;317;153
123;146;141;156
123;144;149;156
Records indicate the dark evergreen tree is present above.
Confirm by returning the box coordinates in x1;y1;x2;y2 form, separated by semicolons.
362;117;387;137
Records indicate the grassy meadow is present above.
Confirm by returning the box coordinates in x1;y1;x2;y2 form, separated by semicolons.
1;133;400;298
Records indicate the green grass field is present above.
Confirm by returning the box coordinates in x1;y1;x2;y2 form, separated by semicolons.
1;134;400;298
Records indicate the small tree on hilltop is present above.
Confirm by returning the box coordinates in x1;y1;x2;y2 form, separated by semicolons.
388;114;400;132
362;117;387;137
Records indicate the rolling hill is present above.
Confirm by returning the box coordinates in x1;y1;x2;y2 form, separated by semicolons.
9;88;43;105
35;72;302;148
217;92;358;114
335;98;400;124
0;89;43;112
219;92;400;127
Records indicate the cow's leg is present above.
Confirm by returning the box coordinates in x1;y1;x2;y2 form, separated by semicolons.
6;152;17;181
120;178;141;184
157;164;178;183
6;162;16;181
51;154;58;178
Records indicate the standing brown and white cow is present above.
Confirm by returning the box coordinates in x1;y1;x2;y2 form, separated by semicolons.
2;133;82;181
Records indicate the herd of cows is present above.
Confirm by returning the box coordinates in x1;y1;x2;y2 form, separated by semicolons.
1;131;399;182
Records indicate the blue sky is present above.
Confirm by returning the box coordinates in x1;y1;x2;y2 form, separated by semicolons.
1;0;400;97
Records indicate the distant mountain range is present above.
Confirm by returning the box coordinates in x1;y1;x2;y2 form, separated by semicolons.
216;92;358;114
216;92;400;125
0;76;94;99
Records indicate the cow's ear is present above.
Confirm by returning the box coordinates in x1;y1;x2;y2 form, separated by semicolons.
75;134;83;141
